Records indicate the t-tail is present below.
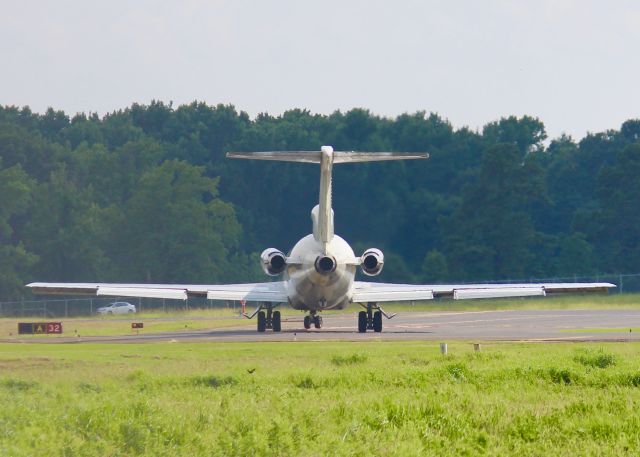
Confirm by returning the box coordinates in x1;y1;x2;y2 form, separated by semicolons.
227;146;428;251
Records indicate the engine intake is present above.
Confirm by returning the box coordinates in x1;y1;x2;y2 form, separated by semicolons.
260;248;287;276
361;248;384;276
315;255;336;275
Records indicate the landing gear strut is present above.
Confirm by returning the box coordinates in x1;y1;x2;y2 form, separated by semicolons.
244;302;281;332
357;302;396;333
304;311;322;330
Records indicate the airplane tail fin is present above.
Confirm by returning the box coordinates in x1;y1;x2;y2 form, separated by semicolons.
227;147;428;251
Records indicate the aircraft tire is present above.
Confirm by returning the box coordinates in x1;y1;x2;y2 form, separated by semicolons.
303;315;311;330
358;311;367;333
257;311;266;332
272;311;281;332
314;315;322;329
373;311;382;332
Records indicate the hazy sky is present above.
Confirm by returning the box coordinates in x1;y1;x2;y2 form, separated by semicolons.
2;0;639;140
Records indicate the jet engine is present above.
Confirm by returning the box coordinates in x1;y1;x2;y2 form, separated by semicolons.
360;248;384;276
260;248;287;276
314;255;337;275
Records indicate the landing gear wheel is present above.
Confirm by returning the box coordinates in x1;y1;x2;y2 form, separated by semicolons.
303;315;311;330
373;311;382;332
358;311;367;333
272;311;281;332
314;315;322;329
257;311;266;332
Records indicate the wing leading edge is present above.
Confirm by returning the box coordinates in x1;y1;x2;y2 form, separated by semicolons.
26;282;289;303
351;281;616;303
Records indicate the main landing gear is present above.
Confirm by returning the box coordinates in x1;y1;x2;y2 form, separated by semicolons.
358;302;396;333
303;311;322;330
244;302;281;332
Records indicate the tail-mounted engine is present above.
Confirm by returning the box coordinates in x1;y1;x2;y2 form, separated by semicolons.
260;248;287;276
360;248;384;276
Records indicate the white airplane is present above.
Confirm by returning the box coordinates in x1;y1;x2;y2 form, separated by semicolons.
27;146;615;332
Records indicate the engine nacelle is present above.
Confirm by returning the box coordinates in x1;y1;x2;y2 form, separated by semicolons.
260;248;287;276
314;255;337;275
360;248;384;276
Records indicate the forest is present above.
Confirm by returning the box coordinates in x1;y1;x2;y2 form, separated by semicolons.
0;101;639;300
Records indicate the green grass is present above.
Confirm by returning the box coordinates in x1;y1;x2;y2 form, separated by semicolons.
563;328;640;334
3;341;640;456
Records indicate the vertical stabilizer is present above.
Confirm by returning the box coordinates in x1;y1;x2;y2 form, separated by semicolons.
317;146;335;250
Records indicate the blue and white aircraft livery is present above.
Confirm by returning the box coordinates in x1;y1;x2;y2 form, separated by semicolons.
28;146;615;332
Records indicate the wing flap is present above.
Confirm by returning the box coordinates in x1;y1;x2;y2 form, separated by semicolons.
453;287;545;300
97;286;188;300
352;282;434;302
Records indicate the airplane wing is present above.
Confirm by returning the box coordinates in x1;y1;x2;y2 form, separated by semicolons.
26;282;289;303
351;281;616;302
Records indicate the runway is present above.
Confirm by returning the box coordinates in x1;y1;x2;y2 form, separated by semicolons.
4;309;640;343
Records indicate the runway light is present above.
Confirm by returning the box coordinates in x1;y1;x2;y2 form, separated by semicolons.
440;343;448;355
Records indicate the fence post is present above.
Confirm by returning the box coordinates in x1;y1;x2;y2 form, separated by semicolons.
620;274;624;294
90;299;93;316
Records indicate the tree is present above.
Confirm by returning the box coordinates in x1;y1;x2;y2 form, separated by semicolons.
421;250;449;282
590;143;640;272
112;160;242;283
444;143;545;280
0;160;36;298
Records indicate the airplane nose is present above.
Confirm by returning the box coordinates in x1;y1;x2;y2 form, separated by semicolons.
314;255;336;274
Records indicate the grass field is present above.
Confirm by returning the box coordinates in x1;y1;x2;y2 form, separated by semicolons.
2;341;640;456
2;293;638;339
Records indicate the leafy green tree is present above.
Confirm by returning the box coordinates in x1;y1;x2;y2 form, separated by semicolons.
591;143;640;271
22;165;114;281
421;250;449;283
444;143;545;280
113;160;241;283
0;160;37;298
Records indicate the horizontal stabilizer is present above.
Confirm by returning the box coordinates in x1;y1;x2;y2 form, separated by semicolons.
226;150;428;164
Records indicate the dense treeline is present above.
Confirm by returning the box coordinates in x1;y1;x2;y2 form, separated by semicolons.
0;102;639;299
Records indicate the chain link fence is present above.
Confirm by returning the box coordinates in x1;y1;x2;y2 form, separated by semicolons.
0;296;238;318
1;273;638;318
468;273;639;294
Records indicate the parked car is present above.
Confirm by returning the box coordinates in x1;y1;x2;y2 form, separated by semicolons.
97;302;136;315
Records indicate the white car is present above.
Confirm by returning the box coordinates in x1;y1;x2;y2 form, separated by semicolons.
97;302;137;315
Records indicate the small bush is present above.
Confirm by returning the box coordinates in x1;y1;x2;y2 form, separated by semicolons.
446;363;469;382
187;374;237;388
294;375;318;389
574;350;617;369
1;378;38;391
331;353;368;366
548;368;574;385
623;373;640;387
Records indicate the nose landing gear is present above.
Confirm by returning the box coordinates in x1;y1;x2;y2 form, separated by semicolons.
358;302;396;333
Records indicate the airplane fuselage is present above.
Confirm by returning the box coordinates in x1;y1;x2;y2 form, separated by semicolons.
285;233;357;311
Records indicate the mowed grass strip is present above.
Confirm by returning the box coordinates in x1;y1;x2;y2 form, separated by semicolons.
2;341;640;456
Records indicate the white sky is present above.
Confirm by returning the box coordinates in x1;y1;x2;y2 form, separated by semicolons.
1;0;639;140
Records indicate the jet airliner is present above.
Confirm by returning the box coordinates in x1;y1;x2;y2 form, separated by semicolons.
28;146;615;332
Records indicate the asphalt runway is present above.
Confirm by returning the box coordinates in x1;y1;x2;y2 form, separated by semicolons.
5;309;640;343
